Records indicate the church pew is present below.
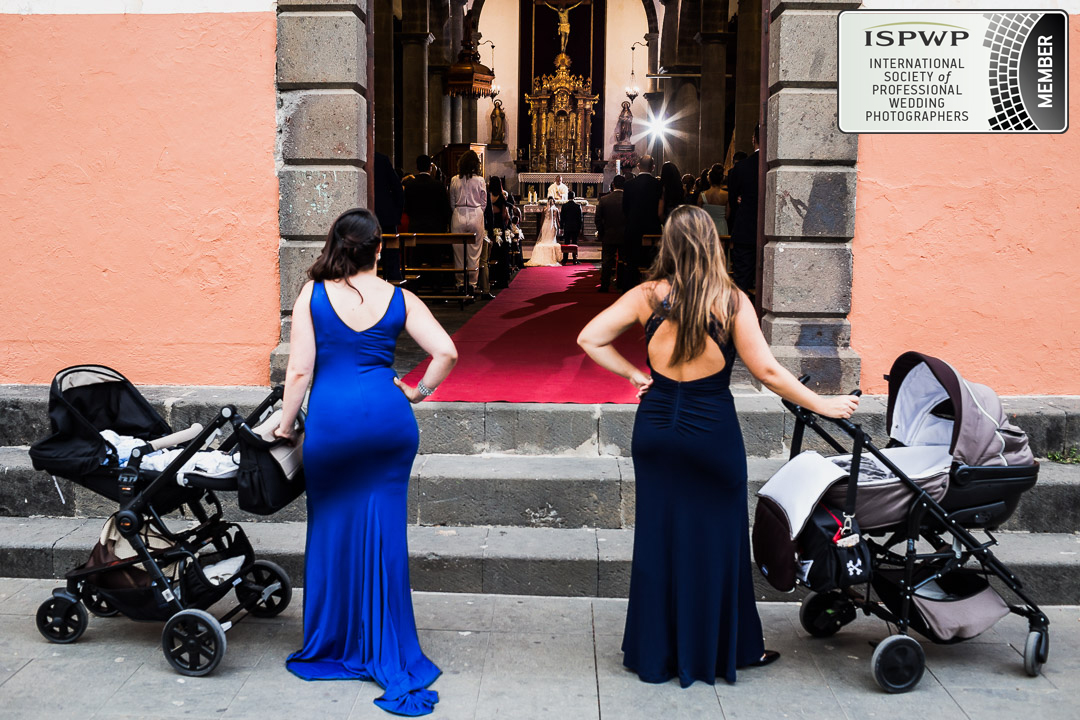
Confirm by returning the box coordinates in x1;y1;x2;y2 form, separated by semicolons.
382;232;478;307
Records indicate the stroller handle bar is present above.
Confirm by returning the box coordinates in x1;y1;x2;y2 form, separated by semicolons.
148;423;204;452
782;375;862;436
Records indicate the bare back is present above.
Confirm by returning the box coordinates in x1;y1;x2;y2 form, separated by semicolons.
642;280;731;382
321;276;398;333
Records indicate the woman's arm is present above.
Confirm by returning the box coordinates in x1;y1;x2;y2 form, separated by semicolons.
731;292;859;418
577;285;653;396
394;290;459;403
274;281;317;440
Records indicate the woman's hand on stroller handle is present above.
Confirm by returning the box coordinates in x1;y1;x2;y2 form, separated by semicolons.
789;375;862;420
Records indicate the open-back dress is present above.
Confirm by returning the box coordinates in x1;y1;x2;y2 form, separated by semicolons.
622;299;765;686
286;282;441;716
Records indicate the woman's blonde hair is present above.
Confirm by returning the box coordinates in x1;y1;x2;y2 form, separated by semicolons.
646;205;740;365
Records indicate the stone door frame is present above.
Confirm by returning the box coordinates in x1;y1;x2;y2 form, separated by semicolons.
272;0;863;394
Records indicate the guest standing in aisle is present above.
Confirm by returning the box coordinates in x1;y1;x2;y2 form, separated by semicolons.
449;150;487;294
595;174;627;293
577;206;859;687
276;208;458;717
727;125;760;294
622;155;662;289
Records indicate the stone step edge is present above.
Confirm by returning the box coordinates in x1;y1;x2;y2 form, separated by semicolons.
5;450;1080;534
2;517;1078;604
3;386;1078;458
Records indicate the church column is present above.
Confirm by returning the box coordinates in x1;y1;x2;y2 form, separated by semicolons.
761;0;862;393
374;0;395;163
449;0;464;143
644;31;660;94
696;2;728;167
460;25;482;144
428;0;452;155
400;0;432;167
734;0;761;154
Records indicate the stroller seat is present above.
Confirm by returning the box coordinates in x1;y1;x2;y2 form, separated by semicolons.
824;445;952;530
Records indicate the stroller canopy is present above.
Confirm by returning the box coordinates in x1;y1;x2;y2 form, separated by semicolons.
885;352;1034;468
29;365;172;478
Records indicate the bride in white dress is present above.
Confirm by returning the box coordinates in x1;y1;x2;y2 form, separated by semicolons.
525;197;563;267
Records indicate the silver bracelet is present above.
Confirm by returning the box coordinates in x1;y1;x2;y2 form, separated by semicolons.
417;380;436;397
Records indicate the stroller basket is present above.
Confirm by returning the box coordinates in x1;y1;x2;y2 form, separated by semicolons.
873;568;1010;644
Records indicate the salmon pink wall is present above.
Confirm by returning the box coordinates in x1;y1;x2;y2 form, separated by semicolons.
850;21;1080;396
0;11;278;386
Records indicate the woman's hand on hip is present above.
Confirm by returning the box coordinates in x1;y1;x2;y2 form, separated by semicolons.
630;371;653;398
393;377;424;403
816;394;860;419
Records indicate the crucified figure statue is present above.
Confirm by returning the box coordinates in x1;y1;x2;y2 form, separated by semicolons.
543;1;583;54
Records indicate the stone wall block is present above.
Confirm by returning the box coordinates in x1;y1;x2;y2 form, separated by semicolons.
770;0;863;14
770;345;862;395
279;241;324;309
762;315;852;347
767;89;857;164
279;0;364;10
282;91;367;165
762;242;852;315
765;166;856;238
279;167;366;239
277;12;367;90
769;10;838;88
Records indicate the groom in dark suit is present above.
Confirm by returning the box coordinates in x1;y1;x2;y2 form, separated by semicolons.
622;155;662;288
561;191;582;245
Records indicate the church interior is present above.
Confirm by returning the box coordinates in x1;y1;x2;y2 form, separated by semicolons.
379;0;760;207
378;0;766;399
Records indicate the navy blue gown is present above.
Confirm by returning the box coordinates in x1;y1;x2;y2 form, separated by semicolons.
622;307;765;686
287;282;441;716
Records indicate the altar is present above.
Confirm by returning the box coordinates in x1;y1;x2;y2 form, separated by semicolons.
518;172;605;201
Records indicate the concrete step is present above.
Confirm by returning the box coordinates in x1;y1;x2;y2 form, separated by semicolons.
2;516;1078;604
4;448;1079;534
3;385;1077;458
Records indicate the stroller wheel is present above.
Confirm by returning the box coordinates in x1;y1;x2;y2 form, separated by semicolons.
36;596;89;644
235;560;292;618
1023;630;1049;676
82;587;120;618
799;591;855;638
871;634;925;693
162;609;227;677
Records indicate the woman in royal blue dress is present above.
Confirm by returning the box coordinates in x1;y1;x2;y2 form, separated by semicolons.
578;206;859;686
274;208;458;716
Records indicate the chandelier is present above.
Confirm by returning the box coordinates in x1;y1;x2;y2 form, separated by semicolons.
448;38;496;98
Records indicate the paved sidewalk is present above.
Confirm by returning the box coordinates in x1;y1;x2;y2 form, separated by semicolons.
0;578;1076;720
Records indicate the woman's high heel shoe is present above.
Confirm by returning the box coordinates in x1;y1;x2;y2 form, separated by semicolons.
745;650;781;668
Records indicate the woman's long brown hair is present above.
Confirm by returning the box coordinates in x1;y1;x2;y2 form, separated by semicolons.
645;205;740;365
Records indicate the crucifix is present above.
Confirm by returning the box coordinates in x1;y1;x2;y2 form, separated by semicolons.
542;1;585;55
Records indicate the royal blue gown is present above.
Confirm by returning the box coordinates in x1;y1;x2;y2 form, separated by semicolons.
287;282;440;716
622;307;765;686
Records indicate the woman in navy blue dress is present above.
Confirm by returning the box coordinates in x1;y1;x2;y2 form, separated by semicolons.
275;209;457;716
578;206;859;686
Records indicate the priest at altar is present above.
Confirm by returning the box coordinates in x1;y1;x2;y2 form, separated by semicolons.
547;175;569;202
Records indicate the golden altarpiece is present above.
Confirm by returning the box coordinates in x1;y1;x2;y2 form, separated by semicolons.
525;52;598;173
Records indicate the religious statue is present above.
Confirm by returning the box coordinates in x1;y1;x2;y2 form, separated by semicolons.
489;99;507;149
543;1;583;55
614;100;634;151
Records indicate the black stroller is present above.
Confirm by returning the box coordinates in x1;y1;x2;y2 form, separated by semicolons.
753;352;1047;693
28;365;302;676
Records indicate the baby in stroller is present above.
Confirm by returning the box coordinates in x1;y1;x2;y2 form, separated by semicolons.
753;352;1046;693
28;365;303;676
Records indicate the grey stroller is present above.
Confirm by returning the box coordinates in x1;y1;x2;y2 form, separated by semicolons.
753;351;1045;693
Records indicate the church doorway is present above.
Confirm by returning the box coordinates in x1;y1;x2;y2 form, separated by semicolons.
274;0;861;396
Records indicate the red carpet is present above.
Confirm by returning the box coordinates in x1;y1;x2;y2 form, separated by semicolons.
404;265;647;403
